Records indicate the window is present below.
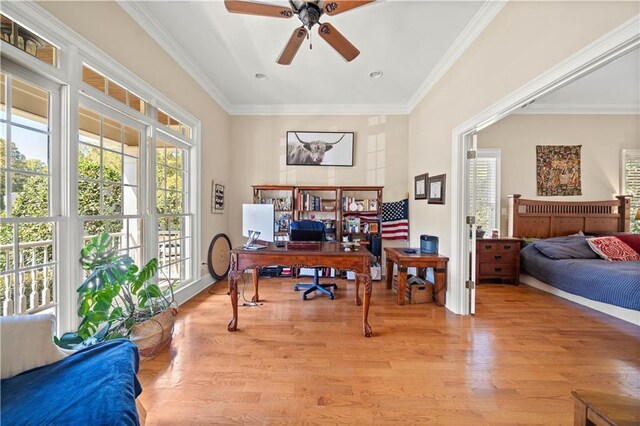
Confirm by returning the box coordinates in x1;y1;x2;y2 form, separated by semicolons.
156;134;191;288
0;71;60;316
469;149;501;231
81;64;147;115
1;14;58;67
622;149;640;234
78;104;143;264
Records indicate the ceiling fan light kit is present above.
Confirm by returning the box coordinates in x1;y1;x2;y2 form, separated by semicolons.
224;0;376;65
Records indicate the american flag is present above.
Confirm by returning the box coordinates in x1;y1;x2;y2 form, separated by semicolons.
382;199;409;240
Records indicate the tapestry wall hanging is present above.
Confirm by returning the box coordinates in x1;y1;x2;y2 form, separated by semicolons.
536;145;582;196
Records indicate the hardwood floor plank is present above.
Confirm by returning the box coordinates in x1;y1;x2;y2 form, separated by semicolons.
138;279;639;424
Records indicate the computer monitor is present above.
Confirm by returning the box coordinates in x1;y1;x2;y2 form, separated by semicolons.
289;228;324;242
242;204;275;248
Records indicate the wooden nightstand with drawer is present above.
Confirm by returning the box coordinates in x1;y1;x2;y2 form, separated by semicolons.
475;237;523;284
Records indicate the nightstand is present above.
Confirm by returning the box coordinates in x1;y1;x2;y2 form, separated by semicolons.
475;237;522;284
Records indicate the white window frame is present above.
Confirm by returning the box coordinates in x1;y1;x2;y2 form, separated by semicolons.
621;148;640;232
476;149;501;231
1;1;203;333
1;61;63;317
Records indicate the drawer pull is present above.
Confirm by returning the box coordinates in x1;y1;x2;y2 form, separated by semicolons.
494;255;502;260
504;245;511;250
494;267;502;272
484;245;492;249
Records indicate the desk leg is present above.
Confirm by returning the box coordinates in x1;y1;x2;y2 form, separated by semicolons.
385;259;394;289
357;273;373;338
354;273;362;306
251;268;260;302
228;271;242;332
397;267;408;306
434;267;446;307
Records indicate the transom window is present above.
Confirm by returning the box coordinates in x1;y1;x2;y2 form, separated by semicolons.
0;14;58;67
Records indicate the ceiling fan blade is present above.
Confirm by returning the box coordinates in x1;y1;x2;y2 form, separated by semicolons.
323;1;375;16
318;23;360;62
277;27;308;65
224;0;294;18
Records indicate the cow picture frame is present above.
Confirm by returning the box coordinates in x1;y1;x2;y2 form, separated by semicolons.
286;131;354;167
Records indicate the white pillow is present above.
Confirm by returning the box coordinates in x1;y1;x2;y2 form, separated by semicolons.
1;314;68;379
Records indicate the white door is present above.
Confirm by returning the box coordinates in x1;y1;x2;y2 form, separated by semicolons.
465;133;479;314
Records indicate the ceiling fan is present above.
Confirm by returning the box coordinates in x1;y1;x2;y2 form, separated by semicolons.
224;0;375;65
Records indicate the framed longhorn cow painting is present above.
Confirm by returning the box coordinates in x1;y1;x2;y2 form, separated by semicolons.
286;131;354;167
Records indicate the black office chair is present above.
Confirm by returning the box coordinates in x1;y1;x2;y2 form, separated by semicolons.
289;220;337;300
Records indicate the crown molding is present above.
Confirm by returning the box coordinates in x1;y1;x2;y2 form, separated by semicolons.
513;103;640;115
228;103;410;116
406;1;507;113
117;1;233;113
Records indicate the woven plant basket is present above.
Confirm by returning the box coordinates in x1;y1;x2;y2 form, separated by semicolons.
130;305;178;359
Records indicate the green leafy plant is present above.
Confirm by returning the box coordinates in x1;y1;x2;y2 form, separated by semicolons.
55;232;175;349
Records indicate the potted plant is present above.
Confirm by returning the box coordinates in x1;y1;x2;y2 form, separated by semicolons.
56;232;177;358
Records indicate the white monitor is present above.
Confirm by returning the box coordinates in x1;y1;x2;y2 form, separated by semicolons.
242;204;275;247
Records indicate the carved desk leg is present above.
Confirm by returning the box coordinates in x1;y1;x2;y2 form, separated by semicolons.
251;267;260;303
228;270;243;332
357;273;373;337
354;272;362;306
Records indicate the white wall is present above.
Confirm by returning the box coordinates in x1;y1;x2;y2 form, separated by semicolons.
478;114;640;234
228;114;409;246
38;1;231;279
407;1;638;311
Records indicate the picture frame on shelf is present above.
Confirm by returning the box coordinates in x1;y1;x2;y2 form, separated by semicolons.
414;173;428;200
212;180;225;213
369;222;379;233
427;174;446;205
286;131;354;167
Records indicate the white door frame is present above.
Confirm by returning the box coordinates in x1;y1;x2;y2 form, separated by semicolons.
448;16;640;315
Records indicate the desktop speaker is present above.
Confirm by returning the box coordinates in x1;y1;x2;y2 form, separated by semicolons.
420;235;438;254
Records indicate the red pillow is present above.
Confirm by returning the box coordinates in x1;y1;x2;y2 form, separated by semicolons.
615;234;640;255
586;236;640;261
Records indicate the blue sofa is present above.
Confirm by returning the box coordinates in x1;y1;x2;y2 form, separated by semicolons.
1;314;144;425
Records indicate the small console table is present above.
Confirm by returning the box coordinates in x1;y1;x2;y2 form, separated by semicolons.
384;248;449;306
572;389;640;426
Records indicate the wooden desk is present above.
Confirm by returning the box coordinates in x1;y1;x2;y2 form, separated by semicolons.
229;242;375;337
572;389;640;426
384;248;449;306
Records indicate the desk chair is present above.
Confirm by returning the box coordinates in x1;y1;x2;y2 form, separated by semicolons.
289;220;337;300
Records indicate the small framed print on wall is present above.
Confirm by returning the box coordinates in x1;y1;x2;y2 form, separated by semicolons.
414;173;428;200
428;174;446;205
212;180;225;214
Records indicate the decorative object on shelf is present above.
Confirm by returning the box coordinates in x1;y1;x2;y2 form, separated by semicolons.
55;232;177;358
491;228;499;238
286;131;354;166
427;174;446;205
475;226;486;238
536;145;582;196
212;180;225;213
414;173;428;200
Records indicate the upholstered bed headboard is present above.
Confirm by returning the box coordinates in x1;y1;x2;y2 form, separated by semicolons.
508;194;630;239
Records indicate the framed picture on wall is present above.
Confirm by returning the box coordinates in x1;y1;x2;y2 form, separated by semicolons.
212;180;225;213
428;174;446;205
414;173;428;200
286;131;354;166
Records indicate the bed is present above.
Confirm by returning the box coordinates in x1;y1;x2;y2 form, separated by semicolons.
507;194;639;324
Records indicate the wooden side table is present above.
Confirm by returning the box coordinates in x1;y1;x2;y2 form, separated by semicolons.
384;248;448;306
572;389;640;426
475;237;522;284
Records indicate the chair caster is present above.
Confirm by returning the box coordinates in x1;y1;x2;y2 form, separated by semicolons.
294;286;300;291
303;295;308;300
329;294;335;300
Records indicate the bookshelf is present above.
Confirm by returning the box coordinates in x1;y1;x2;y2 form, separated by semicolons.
340;186;383;241
252;185;295;241
294;186;339;241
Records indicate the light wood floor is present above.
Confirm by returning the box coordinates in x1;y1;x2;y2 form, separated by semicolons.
138;276;640;425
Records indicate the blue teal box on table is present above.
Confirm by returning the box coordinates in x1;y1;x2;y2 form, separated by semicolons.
420;235;439;254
